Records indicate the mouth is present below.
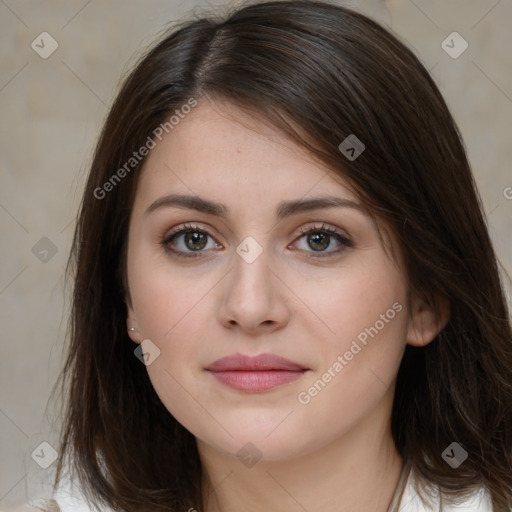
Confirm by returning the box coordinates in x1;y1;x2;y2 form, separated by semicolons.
205;353;309;393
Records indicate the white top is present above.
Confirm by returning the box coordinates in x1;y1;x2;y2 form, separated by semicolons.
386;465;494;512
27;467;495;512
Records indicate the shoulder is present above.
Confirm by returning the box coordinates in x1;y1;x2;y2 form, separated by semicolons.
9;470;502;512
48;482;112;512
1;502;61;512
400;468;495;512
7;480;114;512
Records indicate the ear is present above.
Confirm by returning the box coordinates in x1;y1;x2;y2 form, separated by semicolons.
406;294;450;347
125;294;141;344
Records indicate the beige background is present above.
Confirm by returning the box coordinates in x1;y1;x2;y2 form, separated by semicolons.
1;0;511;507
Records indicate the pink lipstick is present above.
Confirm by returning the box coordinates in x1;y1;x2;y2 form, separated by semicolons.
206;353;308;393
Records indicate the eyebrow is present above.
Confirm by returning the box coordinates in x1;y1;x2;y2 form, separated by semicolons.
144;193;365;220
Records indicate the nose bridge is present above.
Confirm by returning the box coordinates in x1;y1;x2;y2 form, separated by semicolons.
220;233;288;331
231;234;273;299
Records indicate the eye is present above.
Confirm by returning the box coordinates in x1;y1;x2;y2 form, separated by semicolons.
161;223;222;258
291;223;352;257
161;222;352;259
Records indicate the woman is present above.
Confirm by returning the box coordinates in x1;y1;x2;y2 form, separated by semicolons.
14;0;512;510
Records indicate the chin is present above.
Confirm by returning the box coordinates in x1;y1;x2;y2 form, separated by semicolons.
192;412;329;463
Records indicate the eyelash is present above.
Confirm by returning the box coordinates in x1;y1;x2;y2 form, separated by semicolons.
161;223;352;259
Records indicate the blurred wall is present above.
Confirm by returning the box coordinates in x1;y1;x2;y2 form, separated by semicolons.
1;0;511;506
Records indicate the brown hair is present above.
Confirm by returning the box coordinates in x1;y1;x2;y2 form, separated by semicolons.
55;1;512;510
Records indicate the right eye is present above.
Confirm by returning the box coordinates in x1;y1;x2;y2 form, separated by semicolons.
161;223;223;258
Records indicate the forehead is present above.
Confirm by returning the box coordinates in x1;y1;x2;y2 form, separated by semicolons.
134;99;358;207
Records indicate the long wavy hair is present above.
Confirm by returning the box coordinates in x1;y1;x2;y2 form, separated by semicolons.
54;1;512;510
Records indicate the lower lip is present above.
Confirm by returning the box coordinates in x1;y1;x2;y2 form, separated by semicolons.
208;370;307;392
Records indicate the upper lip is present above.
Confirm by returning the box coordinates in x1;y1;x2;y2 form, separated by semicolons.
206;353;307;372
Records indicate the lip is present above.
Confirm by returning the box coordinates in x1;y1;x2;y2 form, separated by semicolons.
206;353;309;393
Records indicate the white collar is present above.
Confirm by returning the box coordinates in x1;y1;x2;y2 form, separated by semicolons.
388;465;493;512
46;467;494;512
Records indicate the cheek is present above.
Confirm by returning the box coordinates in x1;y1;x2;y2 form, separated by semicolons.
129;266;214;431
128;250;217;340
304;259;407;348
127;253;218;391
297;259;409;416
291;271;408;449
131;277;212;377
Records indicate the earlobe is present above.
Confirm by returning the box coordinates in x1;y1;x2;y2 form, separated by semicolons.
406;295;450;347
125;297;141;344
127;326;141;344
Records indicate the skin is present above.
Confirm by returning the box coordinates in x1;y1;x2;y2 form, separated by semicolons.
125;98;448;512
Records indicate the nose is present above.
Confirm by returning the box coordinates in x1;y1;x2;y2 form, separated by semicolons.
218;244;290;335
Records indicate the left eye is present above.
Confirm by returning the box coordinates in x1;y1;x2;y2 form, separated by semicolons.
161;223;351;258
293;225;351;256
290;223;352;258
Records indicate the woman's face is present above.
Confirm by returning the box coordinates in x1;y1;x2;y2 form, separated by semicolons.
125;99;428;462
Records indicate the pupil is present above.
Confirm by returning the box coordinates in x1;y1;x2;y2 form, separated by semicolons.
309;233;328;251
186;231;206;250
